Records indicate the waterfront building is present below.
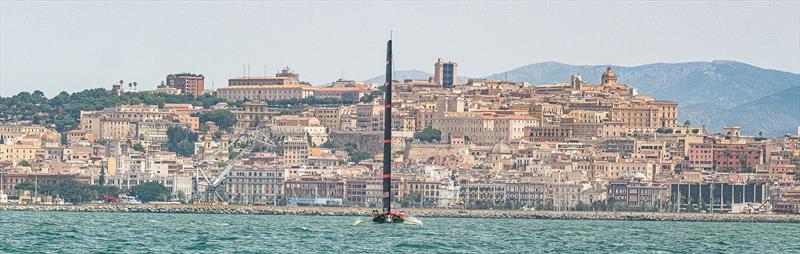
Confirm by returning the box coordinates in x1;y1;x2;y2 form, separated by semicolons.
505;182;548;208
284;177;345;206
461;181;507;209
93;170;192;198
1;173;90;195
772;186;800;213
669;181;767;213
607;179;668;210
552;183;605;210
403;178;443;207
225;164;284;205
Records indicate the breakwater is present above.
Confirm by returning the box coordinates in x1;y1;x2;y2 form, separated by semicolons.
2;204;798;223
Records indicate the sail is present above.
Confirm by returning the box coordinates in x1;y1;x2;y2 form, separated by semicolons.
382;39;393;213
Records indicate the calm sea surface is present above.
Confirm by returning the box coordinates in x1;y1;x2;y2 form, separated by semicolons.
0;211;797;253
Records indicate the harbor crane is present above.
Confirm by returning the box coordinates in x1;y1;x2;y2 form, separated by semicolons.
192;125;277;204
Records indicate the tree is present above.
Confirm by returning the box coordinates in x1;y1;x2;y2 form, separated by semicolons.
656;127;673;134
15;181;35;192
90;185;121;197
18;160;31;167
176;191;188;204
37;178;99;204
252;115;261;128
195;109;237;131
130;182;170;203
166;126;198;157
414;127;442;143
350;150;374;163
0;87;242;151
321;140;338;149
132;143;145;152
176;140;195;157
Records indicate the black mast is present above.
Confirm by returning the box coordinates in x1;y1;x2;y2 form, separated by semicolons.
382;39;393;213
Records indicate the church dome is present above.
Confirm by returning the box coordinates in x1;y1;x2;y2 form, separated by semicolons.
602;66;617;79
490;142;512;154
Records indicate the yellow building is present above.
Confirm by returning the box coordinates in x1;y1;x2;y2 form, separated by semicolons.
567;110;608;123
217;84;313;101
432;112;538;145
0;138;44;163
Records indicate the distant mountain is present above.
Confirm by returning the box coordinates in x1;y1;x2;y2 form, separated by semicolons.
364;70;470;84
683;86;800;136
482;61;799;135
364;70;432;84
484;60;799;109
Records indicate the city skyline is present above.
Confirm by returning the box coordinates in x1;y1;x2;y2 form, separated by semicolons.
2;1;799;96
1;2;799;252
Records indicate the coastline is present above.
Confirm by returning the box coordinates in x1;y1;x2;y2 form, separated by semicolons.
2;204;799;223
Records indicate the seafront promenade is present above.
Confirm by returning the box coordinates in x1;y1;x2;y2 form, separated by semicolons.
2;204;799;223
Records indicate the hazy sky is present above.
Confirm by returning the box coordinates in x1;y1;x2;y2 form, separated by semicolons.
1;1;799;96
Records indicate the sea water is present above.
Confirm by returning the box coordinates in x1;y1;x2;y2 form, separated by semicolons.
0;211;797;253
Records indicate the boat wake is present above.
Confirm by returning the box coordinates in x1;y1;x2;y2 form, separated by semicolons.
354;217;371;225
403;217;423;225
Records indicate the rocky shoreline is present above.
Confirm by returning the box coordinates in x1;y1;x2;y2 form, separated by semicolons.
2;204;799;223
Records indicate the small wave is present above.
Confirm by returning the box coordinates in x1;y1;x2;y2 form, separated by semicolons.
394;241;447;250
289;226;312;233
217;236;239;241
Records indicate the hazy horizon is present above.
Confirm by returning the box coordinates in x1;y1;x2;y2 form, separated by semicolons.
1;1;799;96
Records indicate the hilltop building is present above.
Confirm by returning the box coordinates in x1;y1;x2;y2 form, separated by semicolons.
434;58;458;88
165;73;205;96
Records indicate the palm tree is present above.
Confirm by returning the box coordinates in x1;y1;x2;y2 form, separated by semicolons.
133;82;138;90
128;83;132;89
